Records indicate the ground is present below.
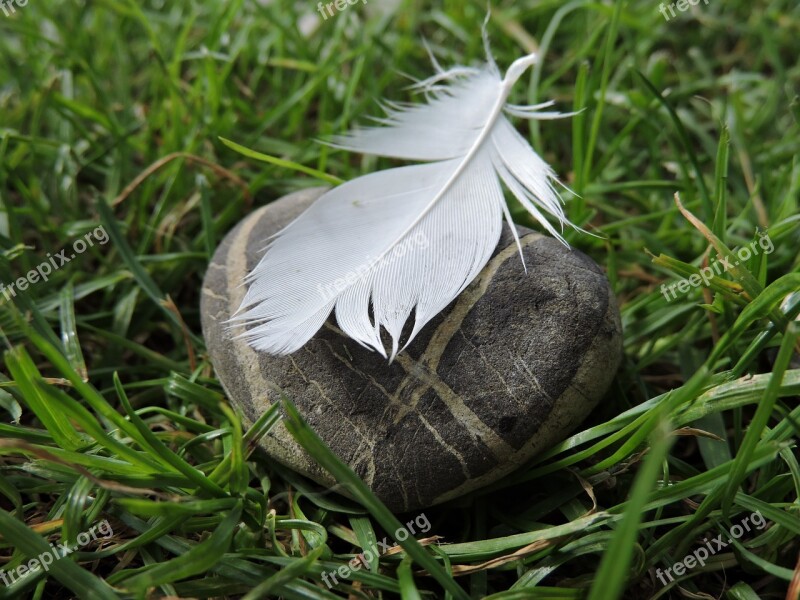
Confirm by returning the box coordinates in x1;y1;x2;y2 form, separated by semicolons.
0;1;798;599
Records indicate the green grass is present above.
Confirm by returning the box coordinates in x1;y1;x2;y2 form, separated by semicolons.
1;0;799;598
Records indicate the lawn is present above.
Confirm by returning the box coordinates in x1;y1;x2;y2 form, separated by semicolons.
0;0;798;598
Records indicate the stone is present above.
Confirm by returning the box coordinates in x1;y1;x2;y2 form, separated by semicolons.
201;187;622;512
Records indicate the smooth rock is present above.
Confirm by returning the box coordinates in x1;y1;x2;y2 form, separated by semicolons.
201;187;622;512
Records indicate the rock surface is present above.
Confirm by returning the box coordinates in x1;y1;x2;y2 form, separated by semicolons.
201;187;622;512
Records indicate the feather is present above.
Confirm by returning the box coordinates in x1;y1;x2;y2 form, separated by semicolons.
230;49;577;360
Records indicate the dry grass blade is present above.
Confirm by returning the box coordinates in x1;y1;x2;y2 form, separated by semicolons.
111;152;251;207
447;538;557;576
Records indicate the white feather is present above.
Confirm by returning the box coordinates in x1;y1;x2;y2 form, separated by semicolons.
230;51;576;360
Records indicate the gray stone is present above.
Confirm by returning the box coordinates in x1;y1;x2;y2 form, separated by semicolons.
201;187;622;512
